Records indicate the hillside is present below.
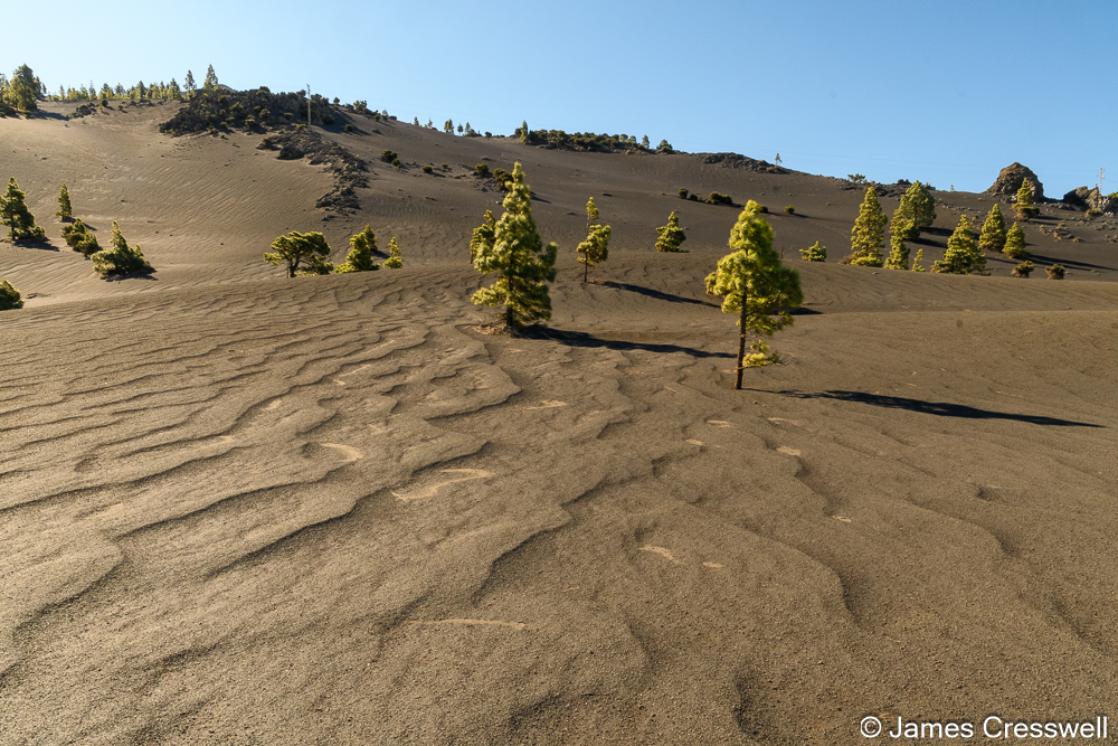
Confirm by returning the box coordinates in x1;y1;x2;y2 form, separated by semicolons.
1;99;1117;745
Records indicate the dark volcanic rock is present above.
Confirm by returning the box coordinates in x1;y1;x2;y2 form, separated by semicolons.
258;128;368;214
700;153;787;174
1061;186;1115;214
987;162;1044;201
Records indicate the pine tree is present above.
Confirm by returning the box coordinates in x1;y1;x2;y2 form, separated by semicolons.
1003;222;1026;259
264;230;332;277
576;197;610;282
933;215;986;274
799;241;826;261
1014;182;1039;221
444;118;454;134
910;248;926;272
470;209;496;264
885;215;913;269
62;218;100;256
518;120;529;144
908;181;936;229
7;65;40;113
705;200;803;389
0;178;46;243
470;162;557;328
57;185;73;221
0;279;22;310
978;203;1006;254
203;65;219;90
384;236;402;268
846;186;886;266
337;225;380;273
184;70;196;98
91;222;153;278
655;210;687;252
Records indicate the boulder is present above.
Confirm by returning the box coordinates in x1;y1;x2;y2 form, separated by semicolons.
1061;186;1116;214
987;162;1044;201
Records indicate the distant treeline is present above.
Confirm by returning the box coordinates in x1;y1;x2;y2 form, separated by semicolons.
514;122;673;154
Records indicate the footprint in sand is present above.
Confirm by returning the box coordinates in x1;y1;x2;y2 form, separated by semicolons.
776;446;802;457
639;545;678;562
393;468;493;502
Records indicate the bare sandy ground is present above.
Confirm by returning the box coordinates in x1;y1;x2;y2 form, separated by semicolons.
1;104;1117;744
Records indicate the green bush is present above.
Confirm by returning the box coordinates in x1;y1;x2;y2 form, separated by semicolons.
474;163;492;179
337;225;380;273
62;218;101;256
1011;260;1034;278
0;279;22;310
91;222;153;279
264;230;332;277
784;205;795;215
422;164;434;174
706;192;734;206
380;150;398;163
678;187;689;199
1045;263;1066;280
800;241;826;261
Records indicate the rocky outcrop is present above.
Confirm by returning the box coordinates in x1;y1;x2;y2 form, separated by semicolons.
987;162;1044;201
1061;186;1115;214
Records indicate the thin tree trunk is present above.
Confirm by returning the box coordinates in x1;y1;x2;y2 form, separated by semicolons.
583;260;588;284
735;303;747;390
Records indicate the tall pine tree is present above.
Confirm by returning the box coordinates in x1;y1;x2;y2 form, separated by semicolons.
0;178;46;243
846;185;886;266
978;203;1007;254
470;162;557;328
933;215;986;274
57;185;72;221
576;196;610;282
1003;222;1026;258
337;225;380;272
885;215;913;269
705;200;803;389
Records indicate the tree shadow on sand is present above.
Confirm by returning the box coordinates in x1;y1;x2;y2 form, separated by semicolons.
527;327;733;358
601;280;719;308
761;389;1102;428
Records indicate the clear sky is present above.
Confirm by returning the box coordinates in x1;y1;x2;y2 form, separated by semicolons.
4;0;1115;195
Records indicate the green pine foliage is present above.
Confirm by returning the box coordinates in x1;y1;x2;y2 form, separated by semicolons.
576;196;611;282
384;236;402;268
0;178;47;244
62;218;100;256
1012;260;1034;278
1045;263;1066;280
264;230;332;277
885;215;913;269
57;185;73;221
469;209;496;264
911;248;926;272
0;279;22;310
1003;222;1026;259
705;200;803;388
799;241;826;261
470;162;557;328
978;203;1007;254
204;64;219;90
1014;182;1039;221
932;215;986;275
655;210;687;252
846;186;886;266
5;65;40;114
337;225;380;273
91;221;153;279
900;181;936;230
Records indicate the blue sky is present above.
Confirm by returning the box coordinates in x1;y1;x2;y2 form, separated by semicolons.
5;0;1114;194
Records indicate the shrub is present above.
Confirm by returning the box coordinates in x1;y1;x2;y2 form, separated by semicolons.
62;218;101;256
380;150;398;163
655;210;687;252
1045;263;1066;280
384;236;402;268
678;187;689;199
0;279;22;310
847;173;867;185
706;192;734;206
1011;260;1034;278
422;164;434;174
800;241;826;261
91;222;154;279
784;205;795;215
474;163;492;179
337;225;380;273
264;230;332;277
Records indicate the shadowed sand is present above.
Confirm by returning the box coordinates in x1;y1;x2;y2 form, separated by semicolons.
1;103;1117;745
